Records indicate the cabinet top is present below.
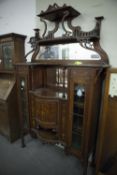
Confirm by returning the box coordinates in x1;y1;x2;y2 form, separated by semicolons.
14;60;109;68
0;33;26;39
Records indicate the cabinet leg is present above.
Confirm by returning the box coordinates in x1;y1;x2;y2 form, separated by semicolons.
83;165;88;175
82;156;88;175
21;131;26;148
64;146;70;156
21;137;25;148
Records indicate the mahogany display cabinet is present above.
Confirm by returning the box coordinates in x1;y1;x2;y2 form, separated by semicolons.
15;4;110;175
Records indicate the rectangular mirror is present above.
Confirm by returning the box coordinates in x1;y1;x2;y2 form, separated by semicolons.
35;43;101;60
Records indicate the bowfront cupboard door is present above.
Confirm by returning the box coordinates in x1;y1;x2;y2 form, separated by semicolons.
67;68;99;159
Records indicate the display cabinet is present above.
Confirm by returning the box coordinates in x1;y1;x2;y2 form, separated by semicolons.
0;33;26;71
15;4;109;175
15;61;109;175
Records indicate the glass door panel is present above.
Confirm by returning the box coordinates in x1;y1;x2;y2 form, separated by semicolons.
2;42;13;69
72;84;85;150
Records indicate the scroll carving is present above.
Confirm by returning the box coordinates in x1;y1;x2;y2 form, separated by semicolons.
26;4;108;64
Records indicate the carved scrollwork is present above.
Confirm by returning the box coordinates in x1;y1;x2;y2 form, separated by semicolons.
31;46;40;62
26;4;108;64
62;11;72;37
40;18;47;38
38;4;104;42
46;21;59;39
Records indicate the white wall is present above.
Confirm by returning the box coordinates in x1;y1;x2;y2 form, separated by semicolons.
0;0;36;61
36;0;117;66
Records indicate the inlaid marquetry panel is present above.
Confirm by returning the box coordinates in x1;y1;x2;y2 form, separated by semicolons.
35;97;59;129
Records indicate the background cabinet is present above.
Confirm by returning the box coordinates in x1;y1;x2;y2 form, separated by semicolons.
0;33;26;142
96;68;117;175
0;33;26;71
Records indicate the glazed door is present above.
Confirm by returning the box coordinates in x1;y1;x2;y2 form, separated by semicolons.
2;42;14;70
71;84;85;151
67;68;97;158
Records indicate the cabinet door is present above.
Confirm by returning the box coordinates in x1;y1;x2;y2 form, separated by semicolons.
71;84;85;150
2;42;14;69
67;68;96;158
30;95;60;143
35;97;59;129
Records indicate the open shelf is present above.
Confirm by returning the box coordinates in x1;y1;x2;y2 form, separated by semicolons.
38;4;80;22
30;88;67;100
32;128;58;143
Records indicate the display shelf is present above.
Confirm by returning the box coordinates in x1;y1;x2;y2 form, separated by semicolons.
30;88;67;100
38;4;80;22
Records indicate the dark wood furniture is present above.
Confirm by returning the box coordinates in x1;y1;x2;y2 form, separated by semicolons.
0;73;19;142
15;4;109;175
15;61;109;175
0;33;26;142
96;68;117;175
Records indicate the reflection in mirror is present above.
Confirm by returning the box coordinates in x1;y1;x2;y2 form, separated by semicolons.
35;43;101;60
